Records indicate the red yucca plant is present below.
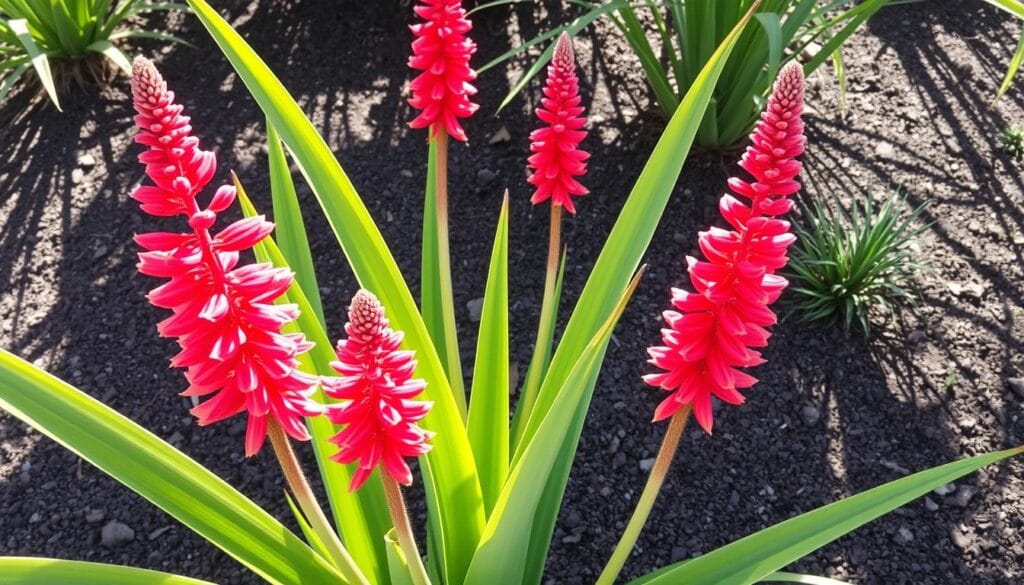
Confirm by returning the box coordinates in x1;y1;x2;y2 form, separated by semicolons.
0;3;1019;585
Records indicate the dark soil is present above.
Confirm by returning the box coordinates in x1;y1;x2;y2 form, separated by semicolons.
1;1;1023;584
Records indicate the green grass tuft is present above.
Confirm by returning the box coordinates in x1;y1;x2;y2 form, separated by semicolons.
0;1;189;110
1001;125;1024;161
786;190;930;336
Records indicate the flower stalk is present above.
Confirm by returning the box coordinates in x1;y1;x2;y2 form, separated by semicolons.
515;204;562;444
596;406;691;585
432;129;467;417
267;421;369;585
382;475;432;585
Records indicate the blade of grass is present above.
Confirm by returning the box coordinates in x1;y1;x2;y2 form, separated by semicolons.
0;557;219;585
618;3;679;116
467;193;510;517
994;28;1024;103
464;268;645;583
108;29;195;47
419;138;447;398
384;529;416;585
7;18;60;109
285;491;334;566
510;246;565;450
0;62;30;103
86;40;130;73
629;446;1023;584
266;121;325;328
488;0;627;112
760;571;853;584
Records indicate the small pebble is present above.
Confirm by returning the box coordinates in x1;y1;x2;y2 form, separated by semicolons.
467;298;484;322
907;330;927;344
476;168;497;187
148;526;172;541
893;526;914;545
950;527;970;550
951;485;977;508
800;405;821;427
101;521;135;548
488;126;511;144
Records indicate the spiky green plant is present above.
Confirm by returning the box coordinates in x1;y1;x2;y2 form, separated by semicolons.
1001;125;1024;160
477;0;889;149
0;0;187;110
787;191;930;335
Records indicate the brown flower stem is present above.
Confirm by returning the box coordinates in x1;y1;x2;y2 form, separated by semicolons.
514;204;563;447
267;421;370;585
596;406;692;585
433;130;467;419
382;474;432;585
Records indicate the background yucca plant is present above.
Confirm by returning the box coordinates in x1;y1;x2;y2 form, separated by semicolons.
787;191;930;335
0;0;186;110
0;1;1020;585
479;0;888;148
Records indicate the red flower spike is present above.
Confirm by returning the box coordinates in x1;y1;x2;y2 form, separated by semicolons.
130;57;323;457
323;290;434;492
407;0;478;142
644;62;806;433
528;32;590;214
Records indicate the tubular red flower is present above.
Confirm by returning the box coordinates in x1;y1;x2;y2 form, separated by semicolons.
407;0;478;142
644;62;806;433
130;57;322;457
528;32;589;214
323;290;433;492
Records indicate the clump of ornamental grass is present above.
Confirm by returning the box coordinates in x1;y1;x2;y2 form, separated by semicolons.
481;0;887;149
786;191;930;336
1001;125;1024;161
0;0;187;110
